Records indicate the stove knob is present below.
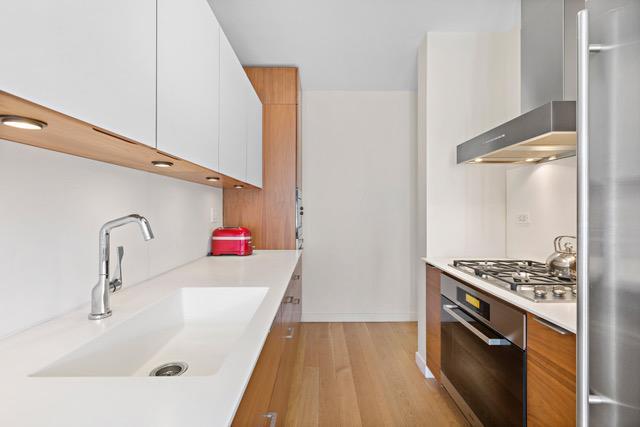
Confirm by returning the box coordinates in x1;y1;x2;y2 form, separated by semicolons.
534;286;547;297
552;286;567;297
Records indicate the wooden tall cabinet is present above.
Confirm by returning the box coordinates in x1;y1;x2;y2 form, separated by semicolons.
223;67;300;249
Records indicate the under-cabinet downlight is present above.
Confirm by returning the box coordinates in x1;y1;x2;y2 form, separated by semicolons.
206;176;220;182
151;160;174;168
525;158;537;162
0;115;47;130
233;184;244;189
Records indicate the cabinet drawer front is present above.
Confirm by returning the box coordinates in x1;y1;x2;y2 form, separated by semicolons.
527;350;576;426
526;313;576;427
232;326;285;426
527;314;575;375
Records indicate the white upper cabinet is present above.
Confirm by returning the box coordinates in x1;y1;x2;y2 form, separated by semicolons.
2;0;262;186
246;86;263;187
219;31;248;181
0;0;156;146
157;0;220;171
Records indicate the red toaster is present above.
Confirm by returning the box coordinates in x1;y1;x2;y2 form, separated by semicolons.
210;227;253;256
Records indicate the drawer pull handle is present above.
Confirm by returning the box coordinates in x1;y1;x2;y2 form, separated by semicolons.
262;412;277;427
533;316;569;335
293;274;301;280
292;298;300;305
283;296;293;304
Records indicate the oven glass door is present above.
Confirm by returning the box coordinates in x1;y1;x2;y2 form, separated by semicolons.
441;295;525;426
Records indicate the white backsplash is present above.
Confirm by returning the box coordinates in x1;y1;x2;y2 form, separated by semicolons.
0;140;223;338
506;156;577;262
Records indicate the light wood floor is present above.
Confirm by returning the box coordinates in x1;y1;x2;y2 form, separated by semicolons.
285;322;468;426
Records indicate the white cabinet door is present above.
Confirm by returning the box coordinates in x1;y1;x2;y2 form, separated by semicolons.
0;0;156;146
157;0;220;170
219;30;248;181
246;86;263;187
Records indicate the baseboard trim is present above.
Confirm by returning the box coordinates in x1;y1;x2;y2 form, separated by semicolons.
415;351;434;379
301;312;417;322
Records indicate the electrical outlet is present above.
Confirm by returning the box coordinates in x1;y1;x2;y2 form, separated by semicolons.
516;213;531;224
210;207;218;223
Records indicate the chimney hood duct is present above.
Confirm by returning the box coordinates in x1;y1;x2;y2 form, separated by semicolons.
457;0;584;165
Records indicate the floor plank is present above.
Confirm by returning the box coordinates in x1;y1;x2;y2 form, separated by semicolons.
285;322;468;427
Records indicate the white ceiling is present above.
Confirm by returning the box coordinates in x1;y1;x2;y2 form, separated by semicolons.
209;0;520;91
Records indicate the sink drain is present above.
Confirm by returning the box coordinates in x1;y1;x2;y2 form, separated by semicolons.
149;362;188;377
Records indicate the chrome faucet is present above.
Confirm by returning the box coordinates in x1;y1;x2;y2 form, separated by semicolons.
89;214;154;320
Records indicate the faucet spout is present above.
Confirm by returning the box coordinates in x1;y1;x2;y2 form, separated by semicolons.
89;214;154;320
138;216;154;241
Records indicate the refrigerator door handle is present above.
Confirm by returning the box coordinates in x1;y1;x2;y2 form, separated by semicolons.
577;9;603;426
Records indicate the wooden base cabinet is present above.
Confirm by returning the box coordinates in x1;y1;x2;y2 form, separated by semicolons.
233;259;302;426
526;313;576;427
426;265;441;382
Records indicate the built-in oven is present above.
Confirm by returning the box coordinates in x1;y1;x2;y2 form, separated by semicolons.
440;274;526;426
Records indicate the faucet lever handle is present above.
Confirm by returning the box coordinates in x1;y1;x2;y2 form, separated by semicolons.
110;246;124;293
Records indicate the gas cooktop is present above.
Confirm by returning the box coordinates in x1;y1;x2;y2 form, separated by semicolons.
451;259;576;303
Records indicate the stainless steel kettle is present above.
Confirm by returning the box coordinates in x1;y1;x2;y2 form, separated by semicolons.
546;235;577;279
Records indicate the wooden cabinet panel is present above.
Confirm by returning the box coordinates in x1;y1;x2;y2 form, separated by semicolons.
232;311;285;427
0;92;250;190
157;0;220;170
243;68;298;105
526;313;576;427
0;0;156;146
426;265;441;382
233;261;302;425
269;265;301;421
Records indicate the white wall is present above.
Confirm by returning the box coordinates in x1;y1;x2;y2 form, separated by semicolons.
416;30;520;364
0;140;223;338
506;157;577;262
301;91;417;321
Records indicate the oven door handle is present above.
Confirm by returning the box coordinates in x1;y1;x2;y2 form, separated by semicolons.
443;305;511;346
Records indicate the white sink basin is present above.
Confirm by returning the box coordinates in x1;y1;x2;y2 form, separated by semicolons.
32;287;268;377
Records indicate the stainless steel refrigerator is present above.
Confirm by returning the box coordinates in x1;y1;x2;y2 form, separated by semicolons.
577;1;640;425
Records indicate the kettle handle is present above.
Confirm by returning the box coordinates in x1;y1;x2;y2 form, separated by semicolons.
554;235;577;252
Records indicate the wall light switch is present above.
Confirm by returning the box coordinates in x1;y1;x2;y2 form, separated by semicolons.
516;213;531;224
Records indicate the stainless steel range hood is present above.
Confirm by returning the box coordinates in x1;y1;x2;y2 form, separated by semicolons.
457;0;584;164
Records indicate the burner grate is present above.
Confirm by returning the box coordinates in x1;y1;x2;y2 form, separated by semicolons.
453;259;576;290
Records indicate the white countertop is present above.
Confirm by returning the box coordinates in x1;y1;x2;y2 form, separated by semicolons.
0;250;301;427
423;257;576;333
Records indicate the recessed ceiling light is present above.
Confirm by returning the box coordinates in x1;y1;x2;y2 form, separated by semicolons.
0;115;47;130
233;184;244;189
525;158;537;162
548;155;557;161
151;160;173;168
472;158;483;163
206;176;220;182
